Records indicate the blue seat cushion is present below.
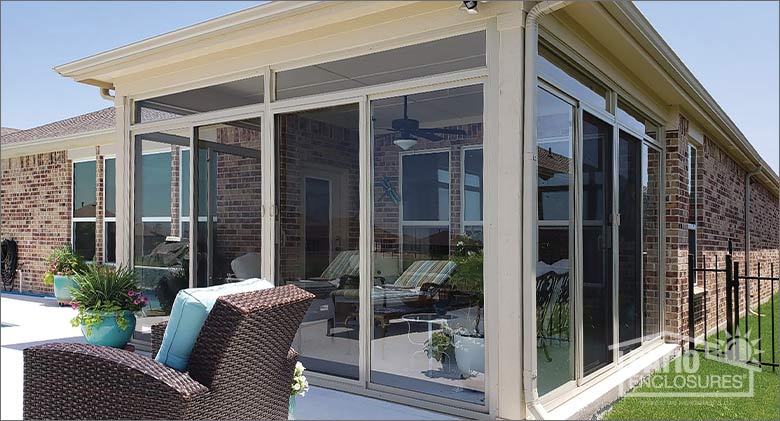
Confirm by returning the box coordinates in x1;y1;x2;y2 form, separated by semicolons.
154;278;274;371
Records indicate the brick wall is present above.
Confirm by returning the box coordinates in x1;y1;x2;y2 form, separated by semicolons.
665;114;780;343
1;151;72;294
691;131;780;339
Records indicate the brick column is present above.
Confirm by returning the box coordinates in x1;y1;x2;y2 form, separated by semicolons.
95;146;105;264
664;115;691;343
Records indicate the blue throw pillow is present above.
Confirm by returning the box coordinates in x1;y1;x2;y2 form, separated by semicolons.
155;278;274;371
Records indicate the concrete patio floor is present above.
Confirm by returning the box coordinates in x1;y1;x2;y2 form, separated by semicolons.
0;292;456;421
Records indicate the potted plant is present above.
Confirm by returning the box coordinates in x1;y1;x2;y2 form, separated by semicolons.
70;264;148;348
43;246;87;306
448;235;485;378
424;327;456;369
288;361;309;420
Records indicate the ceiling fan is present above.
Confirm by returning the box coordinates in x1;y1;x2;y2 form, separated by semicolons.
378;96;466;150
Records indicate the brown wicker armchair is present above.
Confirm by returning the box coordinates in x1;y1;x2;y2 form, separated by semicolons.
23;285;314;420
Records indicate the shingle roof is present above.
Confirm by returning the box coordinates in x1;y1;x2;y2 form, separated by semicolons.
1;127;20;136
0;107;115;146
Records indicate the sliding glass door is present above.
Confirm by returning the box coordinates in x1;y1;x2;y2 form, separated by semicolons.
370;85;485;405
536;84;663;397
275;104;361;380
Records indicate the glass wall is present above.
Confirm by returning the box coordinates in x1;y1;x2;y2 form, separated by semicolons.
618;130;643;356
642;145;662;340
370;85;485;404
536;88;575;395
537;43;665;397
133;130;190;339
276;104;361;379
73;160;97;260
193;119;262;287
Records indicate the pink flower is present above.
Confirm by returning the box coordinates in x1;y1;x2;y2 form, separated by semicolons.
134;299;141;305
128;290;135;297
71;302;78;309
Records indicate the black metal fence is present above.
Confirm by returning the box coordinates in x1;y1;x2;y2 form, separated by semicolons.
688;240;778;370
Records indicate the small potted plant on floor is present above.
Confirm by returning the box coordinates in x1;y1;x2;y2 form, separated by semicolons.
449;234;485;378
70;264;147;348
424;327;456;369
43;246;87;306
289;361;309;420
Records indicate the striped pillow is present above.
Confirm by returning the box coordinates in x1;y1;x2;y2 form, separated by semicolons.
393;260;456;288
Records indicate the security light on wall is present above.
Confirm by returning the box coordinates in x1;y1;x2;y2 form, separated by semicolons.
461;1;479;14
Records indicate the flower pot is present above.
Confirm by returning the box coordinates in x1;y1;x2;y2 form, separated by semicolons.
453;333;485;378
53;275;77;306
288;395;296;420
80;310;136;348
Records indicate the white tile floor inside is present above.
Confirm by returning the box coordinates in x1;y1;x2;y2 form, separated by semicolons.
0;293;457;421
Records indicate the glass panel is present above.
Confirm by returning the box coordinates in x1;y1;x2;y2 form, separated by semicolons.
135;76;263;123
688;144;697;226
105;158;116;217
536;88;574;395
134;131;189;340
105;221;116;264
581;112;614;376
276;104;360;379
402;152;449;222
618;130;642;356
276;32;485;100
73;222;96;261
537;45;607;111
194;119;262;287
371;85;485;405
617;99;656;140
642;145;662;340
463;148;483;223
73;161;97;217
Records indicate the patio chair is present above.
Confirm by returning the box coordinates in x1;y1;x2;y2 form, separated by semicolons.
23;285;314;420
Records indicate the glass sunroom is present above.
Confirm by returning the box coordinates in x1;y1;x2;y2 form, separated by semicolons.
57;2;673;418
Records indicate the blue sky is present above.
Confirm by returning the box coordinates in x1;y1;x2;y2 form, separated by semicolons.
1;1;777;172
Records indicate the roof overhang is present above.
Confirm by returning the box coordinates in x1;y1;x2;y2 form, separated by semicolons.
0;129;115;158
605;2;779;192
54;1;417;86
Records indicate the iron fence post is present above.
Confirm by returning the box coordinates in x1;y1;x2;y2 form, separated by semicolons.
688;254;695;351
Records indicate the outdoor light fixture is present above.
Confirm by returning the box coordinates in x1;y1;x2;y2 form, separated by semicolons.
393;138;418;150
461;1;479;14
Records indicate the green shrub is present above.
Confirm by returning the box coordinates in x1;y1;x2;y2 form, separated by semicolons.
70;264;147;336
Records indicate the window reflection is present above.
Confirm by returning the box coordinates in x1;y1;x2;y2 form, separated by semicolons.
536;88;574;396
537;45;607;111
371;85;485;405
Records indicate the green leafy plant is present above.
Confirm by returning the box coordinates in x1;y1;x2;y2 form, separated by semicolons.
424;328;455;362
449;234;484;336
70;264;147;336
43;246;87;286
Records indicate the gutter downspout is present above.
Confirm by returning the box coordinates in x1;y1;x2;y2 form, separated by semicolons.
100;87;115;101
522;2;568;419
744;165;761;276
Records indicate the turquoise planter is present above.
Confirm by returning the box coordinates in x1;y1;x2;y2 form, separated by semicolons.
53;275;77;306
288;395;296;420
80;310;136;348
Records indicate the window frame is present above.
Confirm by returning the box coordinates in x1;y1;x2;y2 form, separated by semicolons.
103;155;117;264
71;158;98;262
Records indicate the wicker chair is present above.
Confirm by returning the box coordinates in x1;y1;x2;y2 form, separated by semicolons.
23;285;314;420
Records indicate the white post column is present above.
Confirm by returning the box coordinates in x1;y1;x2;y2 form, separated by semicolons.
484;7;526;420
114;95;133;266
